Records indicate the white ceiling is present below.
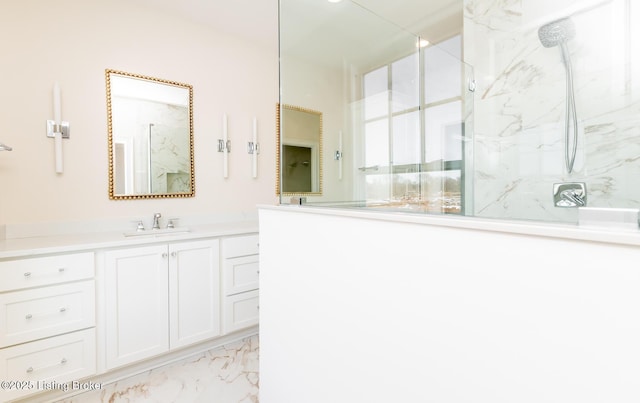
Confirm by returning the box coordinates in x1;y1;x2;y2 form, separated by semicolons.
131;0;460;49
356;0;461;38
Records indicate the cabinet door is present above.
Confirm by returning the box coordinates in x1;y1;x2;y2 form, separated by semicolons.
0;328;96;402
223;254;259;296
169;239;221;349
0;252;94;292
104;245;169;369
0;280;95;348
223;290;259;334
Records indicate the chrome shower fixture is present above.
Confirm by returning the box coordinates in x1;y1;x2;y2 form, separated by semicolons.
553;182;586;208
538;17;575;48
538;17;579;174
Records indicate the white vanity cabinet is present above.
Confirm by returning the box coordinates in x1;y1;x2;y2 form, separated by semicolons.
103;239;220;370
221;235;259;333
0;252;96;402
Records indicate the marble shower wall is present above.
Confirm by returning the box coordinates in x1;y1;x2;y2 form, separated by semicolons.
464;0;640;222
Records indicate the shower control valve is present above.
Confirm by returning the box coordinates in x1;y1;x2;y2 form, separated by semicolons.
553;182;586;208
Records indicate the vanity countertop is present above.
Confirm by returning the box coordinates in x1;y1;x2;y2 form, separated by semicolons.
0;220;258;259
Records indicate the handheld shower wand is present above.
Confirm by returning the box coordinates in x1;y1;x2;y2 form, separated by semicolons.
538;17;578;174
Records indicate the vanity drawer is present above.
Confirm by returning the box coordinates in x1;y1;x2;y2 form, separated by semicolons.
223;255;259;296
0;280;95;348
223;290;259;334
0;328;96;401
0;252;95;292
222;234;259;258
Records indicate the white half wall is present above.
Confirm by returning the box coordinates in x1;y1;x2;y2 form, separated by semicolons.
260;207;640;402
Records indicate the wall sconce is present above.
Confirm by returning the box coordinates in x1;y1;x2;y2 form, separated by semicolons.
46;82;70;174
334;130;343;180
0;143;12;151
218;113;230;178
247;117;259;178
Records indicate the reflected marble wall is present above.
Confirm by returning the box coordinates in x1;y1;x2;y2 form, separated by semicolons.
464;0;640;222
150;105;191;194
57;335;258;403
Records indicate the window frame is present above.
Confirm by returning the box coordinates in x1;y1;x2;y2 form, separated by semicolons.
361;33;466;213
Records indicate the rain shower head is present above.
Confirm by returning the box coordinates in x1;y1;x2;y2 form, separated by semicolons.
537;17;575;48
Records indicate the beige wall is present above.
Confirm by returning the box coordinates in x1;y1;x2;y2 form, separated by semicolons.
0;0;278;225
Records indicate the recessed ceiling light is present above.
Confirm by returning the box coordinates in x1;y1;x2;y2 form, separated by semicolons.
417;38;430;48
328;0;343;3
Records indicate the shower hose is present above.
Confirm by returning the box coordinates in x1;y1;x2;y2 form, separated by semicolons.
560;42;578;174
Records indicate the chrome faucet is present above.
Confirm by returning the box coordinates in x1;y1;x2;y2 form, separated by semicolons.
152;213;161;230
561;189;586;207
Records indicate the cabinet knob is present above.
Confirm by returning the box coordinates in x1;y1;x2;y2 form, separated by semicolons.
26;367;33;374
25;314;33;320
58;267;66;273
59;307;67;313
171;251;177;258
60;358;67;365
23;272;31;277
162;252;168;258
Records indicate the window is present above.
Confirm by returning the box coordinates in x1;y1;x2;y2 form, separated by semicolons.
361;34;464;213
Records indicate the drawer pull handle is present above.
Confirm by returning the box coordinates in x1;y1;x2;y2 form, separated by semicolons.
24;272;31;277
25;358;68;374
25;314;33;320
59;307;67;313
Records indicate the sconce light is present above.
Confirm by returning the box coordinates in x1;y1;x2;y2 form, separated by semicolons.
46;82;70;173
0;143;12;151
218;113;231;178
247;117;259;178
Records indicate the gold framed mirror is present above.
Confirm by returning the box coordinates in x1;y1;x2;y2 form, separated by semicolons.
106;69;194;200
276;103;323;196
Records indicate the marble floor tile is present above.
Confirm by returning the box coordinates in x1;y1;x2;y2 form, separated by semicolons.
56;335;259;403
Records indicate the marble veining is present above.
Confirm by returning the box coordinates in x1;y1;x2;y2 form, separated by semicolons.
56;336;258;403
465;0;640;222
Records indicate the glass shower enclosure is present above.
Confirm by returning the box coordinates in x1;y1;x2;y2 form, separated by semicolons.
278;0;474;215
279;0;640;224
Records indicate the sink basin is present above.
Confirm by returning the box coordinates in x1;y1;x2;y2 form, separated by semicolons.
123;227;190;237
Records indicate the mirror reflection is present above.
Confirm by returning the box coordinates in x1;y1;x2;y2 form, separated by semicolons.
278;0;464;207
106;69;194;200
277;104;323;195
